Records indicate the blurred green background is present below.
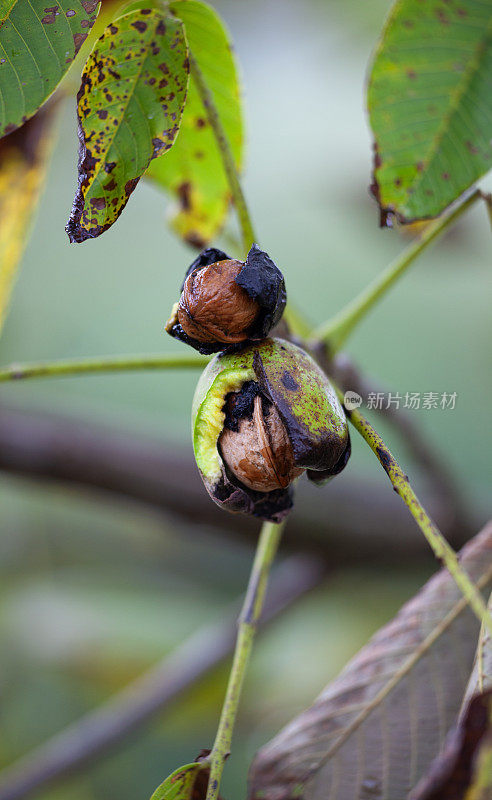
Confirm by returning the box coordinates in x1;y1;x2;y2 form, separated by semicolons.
0;1;491;798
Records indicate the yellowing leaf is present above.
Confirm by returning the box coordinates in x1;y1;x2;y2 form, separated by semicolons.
0;104;57;334
145;0;243;248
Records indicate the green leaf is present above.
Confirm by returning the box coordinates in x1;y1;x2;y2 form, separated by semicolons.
145;0;243;248
0;0;100;137
150;762;208;800
368;0;492;225
0;102;58;334
66;8;189;243
249;524;492;800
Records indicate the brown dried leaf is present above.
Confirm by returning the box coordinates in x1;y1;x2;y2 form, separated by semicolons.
248;524;492;800
462;591;492;712
409;690;492;800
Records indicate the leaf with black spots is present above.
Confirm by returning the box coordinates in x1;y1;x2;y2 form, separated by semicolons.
66;8;189;242
145;0;243;248
0;0;100;137
249;524;492;800
368;0;492;226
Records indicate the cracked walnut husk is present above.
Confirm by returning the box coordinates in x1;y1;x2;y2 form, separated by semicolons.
192;338;351;522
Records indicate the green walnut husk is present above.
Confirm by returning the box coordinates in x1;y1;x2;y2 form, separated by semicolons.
192;337;351;522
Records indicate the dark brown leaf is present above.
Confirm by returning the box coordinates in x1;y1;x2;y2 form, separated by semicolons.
409;690;492;800
248;524;492;800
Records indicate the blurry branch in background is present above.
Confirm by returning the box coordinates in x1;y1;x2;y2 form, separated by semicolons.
0;102;59;335
0;555;325;800
329;352;471;534
0;402;481;565
343;399;492;633
0;342;475;540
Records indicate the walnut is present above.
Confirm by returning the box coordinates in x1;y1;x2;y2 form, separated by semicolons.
166;245;287;355
219;395;304;492
177;260;260;344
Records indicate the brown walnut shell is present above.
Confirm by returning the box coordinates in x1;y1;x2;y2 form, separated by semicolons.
219;395;304;492
178;260;260;344
166;245;287;355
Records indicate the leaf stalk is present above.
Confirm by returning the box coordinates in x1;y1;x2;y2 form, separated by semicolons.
0;353;208;383
312;189;482;351
188;51;256;257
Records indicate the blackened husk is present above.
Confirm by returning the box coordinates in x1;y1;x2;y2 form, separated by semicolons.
236;244;287;339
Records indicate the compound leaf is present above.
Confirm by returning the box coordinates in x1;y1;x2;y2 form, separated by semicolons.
368;0;492;225
145;0;243;248
0;0;100;137
66;8;189;243
249;524;492;800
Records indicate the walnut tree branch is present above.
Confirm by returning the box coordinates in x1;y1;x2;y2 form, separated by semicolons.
0;402;479;563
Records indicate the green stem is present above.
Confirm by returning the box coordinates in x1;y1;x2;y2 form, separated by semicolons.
344;398;492;636
313;189;482;352
187;48;310;338
188;52;255;257
0;353;208;383
206;520;285;800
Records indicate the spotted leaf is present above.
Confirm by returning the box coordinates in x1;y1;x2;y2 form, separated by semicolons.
145;0;243;248
0;0;100;137
368;0;492;226
66;8;189;243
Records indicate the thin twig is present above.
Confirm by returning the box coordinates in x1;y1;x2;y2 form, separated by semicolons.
0;554;323;800
0;353;207;383
205;521;285;800
188;51;255;256
343;397;492;635
312;189;482;352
